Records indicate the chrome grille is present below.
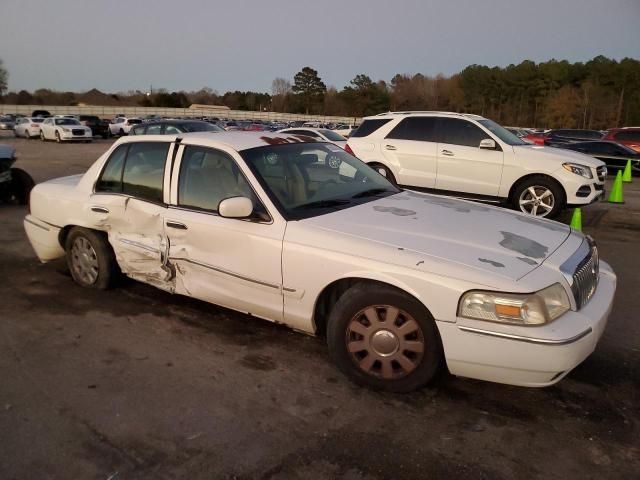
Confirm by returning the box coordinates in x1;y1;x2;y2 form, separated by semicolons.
596;166;607;182
571;243;599;309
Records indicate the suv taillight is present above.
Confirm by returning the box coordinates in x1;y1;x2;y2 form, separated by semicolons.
344;143;355;156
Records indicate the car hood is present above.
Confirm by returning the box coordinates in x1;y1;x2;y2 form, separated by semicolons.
514;144;604;168
301;191;571;282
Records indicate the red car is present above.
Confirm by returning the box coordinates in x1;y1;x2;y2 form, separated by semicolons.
603;128;640;153
524;131;545;145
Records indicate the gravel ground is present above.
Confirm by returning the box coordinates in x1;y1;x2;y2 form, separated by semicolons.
0;131;638;479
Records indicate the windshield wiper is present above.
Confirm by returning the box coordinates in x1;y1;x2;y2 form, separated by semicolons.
351;188;393;199
294;199;351;210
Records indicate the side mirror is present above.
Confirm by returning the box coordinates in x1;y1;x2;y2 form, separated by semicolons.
479;139;496;149
218;196;253;219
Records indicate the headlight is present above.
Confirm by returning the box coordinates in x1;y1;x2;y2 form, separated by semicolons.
62;127;71;132
563;163;593;179
458;283;570;325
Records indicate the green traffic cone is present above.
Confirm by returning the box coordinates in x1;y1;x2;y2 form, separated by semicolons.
569;208;582;231
622;159;632;183
608;170;625;204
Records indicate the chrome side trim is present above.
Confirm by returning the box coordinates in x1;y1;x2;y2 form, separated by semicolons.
458;325;592;345
118;238;160;254
25;218;50;231
169;256;287;291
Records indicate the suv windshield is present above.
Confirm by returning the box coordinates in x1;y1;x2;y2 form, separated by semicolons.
477;119;527;146
241;142;399;219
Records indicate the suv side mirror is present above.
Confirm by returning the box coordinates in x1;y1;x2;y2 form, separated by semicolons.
218;196;253;218
479;139;496;150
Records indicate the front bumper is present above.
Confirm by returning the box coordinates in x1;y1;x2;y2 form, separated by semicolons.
439;260;616;387
59;130;92;141
555;165;606;206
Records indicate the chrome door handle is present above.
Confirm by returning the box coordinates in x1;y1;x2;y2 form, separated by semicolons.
91;206;109;213
441;149;454;156
166;221;188;230
385;144;397;151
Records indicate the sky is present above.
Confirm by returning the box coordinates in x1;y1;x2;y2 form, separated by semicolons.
1;0;639;94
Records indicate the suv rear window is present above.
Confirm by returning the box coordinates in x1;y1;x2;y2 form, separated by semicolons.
350;119;392;138
437;118;487;147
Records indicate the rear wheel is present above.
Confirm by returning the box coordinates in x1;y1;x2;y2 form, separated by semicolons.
119;128;125;136
327;283;442;392
65;228;118;290
369;162;397;186
55;131;61;143
9;168;35;205
24;130;31;140
40;130;46;141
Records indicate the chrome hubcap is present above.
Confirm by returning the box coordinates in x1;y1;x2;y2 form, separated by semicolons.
346;305;425;380
519;186;554;217
70;237;99;285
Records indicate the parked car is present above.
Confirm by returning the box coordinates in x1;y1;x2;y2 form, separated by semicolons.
524;131;546;145
130;119;224;136
14;117;45;139
40;117;92;142
0;116;15;130
23;132;616;392
0;144;34;204
559;141;640;175
278;128;348;149
602;127;640;153
108;117;142;136
334;124;358;138
346;112;606;218
543;129;603;147
78;115;110;139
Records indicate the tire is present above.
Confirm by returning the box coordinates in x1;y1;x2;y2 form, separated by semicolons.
119;128;125;136
65;227;118;290
9;168;35;205
369;162;397;186
327;283;443;393
511;175;565;218
40;130;46;141
55;131;61;143
23;130;30;139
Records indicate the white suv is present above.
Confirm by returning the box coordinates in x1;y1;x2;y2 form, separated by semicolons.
346;112;607;217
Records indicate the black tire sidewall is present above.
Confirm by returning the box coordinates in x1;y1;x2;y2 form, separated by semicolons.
65;228;117;290
512;176;565;218
9;168;35;204
327;283;442;393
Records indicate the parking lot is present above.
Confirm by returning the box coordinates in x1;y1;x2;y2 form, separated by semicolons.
0;131;638;479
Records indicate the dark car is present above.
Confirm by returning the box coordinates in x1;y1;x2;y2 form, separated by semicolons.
603;128;640;153
0;116;15;130
77;115;110;139
560;141;640;176
0;144;34;204
544;129;603;147
130;119;224;136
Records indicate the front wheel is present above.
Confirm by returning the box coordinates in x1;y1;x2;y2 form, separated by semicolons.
55;131;61;143
327;283;442;392
65;228;118;290
512;176;564;218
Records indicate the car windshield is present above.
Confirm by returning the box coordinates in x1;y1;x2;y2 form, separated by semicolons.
478;119;528;146
55;118;81;125
319;129;346;141
241;142;399;220
182;122;223;132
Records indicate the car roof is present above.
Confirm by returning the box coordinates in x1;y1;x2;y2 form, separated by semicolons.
364;111;486;120
116;131;323;151
135;119;209;127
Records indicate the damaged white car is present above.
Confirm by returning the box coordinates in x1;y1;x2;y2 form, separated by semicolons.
24;132;616;392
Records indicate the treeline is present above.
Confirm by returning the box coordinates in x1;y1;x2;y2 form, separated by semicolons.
2;56;639;128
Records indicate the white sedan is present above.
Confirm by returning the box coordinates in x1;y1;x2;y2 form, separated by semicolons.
14;117;45;139
278;127;348;149
23;132;616;392
40;117;92;142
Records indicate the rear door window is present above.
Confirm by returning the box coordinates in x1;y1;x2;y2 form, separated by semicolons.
121;142;169;203
386;117;438;141
350;119;392;138
95;145;128;192
436;118;487;147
